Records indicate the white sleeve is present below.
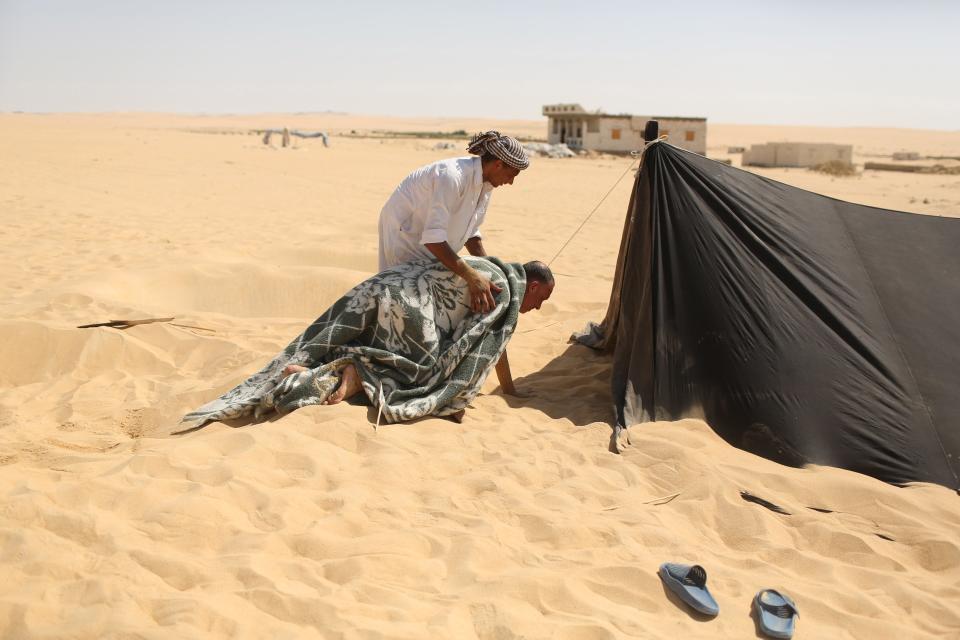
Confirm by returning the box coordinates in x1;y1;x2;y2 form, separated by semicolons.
419;165;460;245
468;192;491;240
468;221;482;240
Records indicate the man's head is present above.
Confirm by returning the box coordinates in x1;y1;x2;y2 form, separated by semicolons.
482;159;521;188
520;261;554;313
468;131;530;188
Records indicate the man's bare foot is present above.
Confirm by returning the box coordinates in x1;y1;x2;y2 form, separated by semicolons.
283;364;309;378
324;363;362;405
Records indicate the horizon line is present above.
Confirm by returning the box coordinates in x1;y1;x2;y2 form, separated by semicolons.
1;110;957;133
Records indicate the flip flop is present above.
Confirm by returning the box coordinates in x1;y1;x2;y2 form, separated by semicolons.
753;588;799;639
657;563;720;617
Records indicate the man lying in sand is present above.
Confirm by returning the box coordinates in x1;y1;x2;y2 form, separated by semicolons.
181;257;553;428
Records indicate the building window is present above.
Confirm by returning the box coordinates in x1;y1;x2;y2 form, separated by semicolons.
685;131;695;141
576;126;582;137
587;119;599;133
611;128;621;140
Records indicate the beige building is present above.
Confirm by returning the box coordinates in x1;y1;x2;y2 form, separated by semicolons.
543;103;707;155
742;142;853;168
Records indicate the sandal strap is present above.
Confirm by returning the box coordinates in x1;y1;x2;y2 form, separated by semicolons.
681;565;708;588
758;590;798;618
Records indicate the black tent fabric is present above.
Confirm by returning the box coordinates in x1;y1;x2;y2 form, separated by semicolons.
575;142;960;489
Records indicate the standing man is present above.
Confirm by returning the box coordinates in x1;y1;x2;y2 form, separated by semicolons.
378;130;530;314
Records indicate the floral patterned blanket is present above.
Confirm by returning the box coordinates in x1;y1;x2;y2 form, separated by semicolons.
181;257;525;427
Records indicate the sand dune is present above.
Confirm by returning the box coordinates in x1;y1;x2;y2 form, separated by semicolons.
1;113;958;639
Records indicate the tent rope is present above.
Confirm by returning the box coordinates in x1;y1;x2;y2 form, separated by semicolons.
546;137;664;267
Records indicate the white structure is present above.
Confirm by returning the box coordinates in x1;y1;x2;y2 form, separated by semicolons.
543;104;706;155
742;142;853;168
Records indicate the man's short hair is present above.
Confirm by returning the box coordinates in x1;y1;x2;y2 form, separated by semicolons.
523;260;554;286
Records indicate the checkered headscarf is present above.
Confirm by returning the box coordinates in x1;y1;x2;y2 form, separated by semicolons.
466;131;530;170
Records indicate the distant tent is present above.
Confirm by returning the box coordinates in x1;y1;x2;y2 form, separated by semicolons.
575;142;960;489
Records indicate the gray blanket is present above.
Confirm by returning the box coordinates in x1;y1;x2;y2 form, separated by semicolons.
182;257;525;427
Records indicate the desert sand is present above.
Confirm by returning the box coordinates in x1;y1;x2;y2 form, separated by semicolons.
1;113;958;639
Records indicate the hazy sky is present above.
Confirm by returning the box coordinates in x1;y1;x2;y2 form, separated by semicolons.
1;0;957;128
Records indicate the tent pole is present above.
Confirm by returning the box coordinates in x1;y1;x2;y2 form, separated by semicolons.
643;120;659;142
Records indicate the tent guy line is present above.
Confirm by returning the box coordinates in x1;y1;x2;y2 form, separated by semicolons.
546;156;639;267
547;136;666;268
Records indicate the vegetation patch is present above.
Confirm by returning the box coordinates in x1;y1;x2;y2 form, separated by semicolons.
810;161;858;177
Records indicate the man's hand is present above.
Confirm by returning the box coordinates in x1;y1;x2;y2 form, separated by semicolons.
494;352;533;398
464;267;502;313
422;241;501;314
501;386;536;398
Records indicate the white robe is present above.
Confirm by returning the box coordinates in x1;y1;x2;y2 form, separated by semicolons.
378;156;493;270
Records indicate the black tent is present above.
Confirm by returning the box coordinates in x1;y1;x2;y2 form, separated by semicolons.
576;141;960;489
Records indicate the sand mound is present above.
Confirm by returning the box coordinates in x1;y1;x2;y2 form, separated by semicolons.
76;263;369;319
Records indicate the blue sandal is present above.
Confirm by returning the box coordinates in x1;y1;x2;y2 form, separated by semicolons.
657;563;720;617
753;588;799;639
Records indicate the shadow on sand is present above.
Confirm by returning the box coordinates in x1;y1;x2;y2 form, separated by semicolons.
494;342;614;427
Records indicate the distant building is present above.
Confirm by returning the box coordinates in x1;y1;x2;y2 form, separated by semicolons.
542;103;706;155
742;142;853;168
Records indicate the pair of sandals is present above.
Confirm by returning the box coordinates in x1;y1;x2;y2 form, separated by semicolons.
658;563;799;639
